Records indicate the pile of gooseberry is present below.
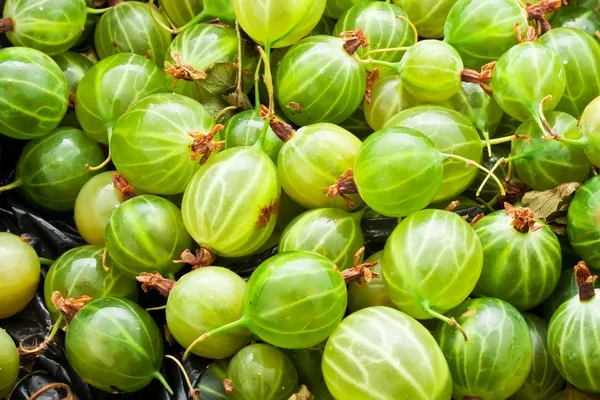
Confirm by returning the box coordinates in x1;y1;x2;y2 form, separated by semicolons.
2;0;600;398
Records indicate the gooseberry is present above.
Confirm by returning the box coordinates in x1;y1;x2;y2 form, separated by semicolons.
0;329;18;398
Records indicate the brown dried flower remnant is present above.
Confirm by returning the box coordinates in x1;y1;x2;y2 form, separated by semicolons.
324;169;359;209
342;247;380;286
223;378;234;395
112;173;136;201
339;29;369;55
504;202;542;233
364;68;380;104
259;104;295;142
165;52;207;85
136;272;176;296
172;248;216;269
575;261;598;302
189;124;225;165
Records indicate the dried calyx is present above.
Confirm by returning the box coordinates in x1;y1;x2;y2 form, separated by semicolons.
288;385;313;400
259;104;295;142
223;378;234;395
341;247;380;286
136;272;176;296
575;261;597;302
173;248;216;269
0;18;13;33
189;124;225;165
461;61;495;97
324;169;359;209
526;0;563;34
112;173;136;201
339;29;369;55
504;202;542;233
19;292;91;355
165;52;207;84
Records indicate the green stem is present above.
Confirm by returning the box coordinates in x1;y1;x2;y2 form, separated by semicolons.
558;137;587;148
444;154;506;197
254;56;264;113
153;371;174;395
484;135;519;146
148;0;178;34
482;131;492;157
39;257;54;266
424;304;469;342
177;9;210;32
256;44;273;149
87;7;111;14
19;315;64;355
0;180;21;192
355;57;400;72
183;317;248;361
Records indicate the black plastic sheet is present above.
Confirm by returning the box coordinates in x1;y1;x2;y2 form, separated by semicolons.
0;134;487;399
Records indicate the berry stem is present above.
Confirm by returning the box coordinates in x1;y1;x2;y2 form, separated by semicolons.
87;6;112;14
19;314;64;355
153;371;174;396
0;17;13;33
39;257;54;266
444;154;506;197
28;383;74;400
177;9;211;33
183;317;248;360
482;131;492;157
0;180;21;192
424;304;468;342
165;355;199;400
86;151;111;171
148;0;179;34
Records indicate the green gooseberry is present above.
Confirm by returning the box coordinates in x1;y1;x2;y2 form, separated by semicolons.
511;111;591;190
511;313;565;400
223;109;282;163
53;51;94;128
473;205;562;310
164;23;254;103
158;0;235;28
44;245;138;322
551;6;600;37
392;0;458;38
65;297;172;394
73;0;98;51
579;96;600;167
548;263;600;393
185;252;347;356
110;93;216;195
166;267;251;359
283;345;333;400
353;127;443;217
0;232;40;319
158;0;202;27
182;146;280;258
277;123;364;211
0;127;105;211
464;146;509;203
323;306;453;399
310;15;336;36
279;207;365;270
105;194;192;279
434;298;533;400
0;329;18;398
276;35;366;127
382;209;483;325
538;27;600;118
435;81;504;141
75;53;167;145
363;75;423;131
550;388;600;400
94;1;172;67
0;46;69;140
197;359;229;400
444;0;528;70
543;266;600;321
347;251;394;313
233;0;326;48
333;2;416;77
74;171;127;246
324;0;376;19
385;105;483;202
567;176;600;269
397;40;464;102
338;106;374;140
491;41;566;136
0;0;87;55
226;344;299;400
